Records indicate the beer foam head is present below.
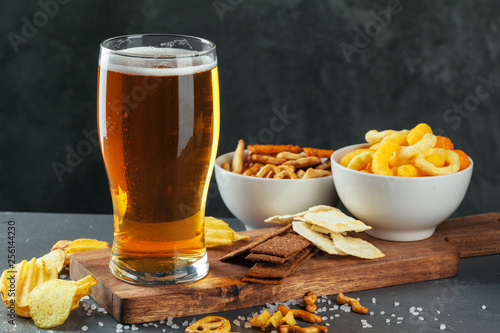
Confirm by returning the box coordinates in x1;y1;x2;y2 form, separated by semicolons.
100;46;217;76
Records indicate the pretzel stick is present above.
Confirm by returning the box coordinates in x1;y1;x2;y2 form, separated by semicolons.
336;293;369;314
250;154;287;165
232;140;245;174
279;325;328;333
278;305;322;323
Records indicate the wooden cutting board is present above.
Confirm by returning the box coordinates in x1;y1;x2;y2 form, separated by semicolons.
70;213;500;324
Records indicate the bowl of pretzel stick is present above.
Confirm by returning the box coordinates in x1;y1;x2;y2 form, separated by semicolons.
214;140;338;230
330;123;473;242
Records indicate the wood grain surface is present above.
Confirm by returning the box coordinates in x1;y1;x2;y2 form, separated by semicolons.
70;213;500;324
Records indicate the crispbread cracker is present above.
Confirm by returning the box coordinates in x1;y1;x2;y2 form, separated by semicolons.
264;205;335;224
301;209;371;233
250;232;311;257
292;222;346;255
219;224;292;262
330;233;385;259
245;245;315;278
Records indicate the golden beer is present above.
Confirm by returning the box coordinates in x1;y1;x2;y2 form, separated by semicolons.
97;35;219;285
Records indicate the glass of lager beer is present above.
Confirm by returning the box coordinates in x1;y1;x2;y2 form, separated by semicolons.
97;34;219;285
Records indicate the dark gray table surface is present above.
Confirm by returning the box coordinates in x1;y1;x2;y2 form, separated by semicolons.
0;212;498;333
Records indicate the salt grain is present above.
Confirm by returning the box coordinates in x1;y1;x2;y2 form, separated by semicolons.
397;317;403;321
372;297;376;304
98;322;103;327
81;326;88;332
394;302;400;306
482;305;487;309
419;316;424;320
417;307;423;311
440;323;446;330
380;311;385;315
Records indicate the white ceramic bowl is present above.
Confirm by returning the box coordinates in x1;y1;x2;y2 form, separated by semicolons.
331;144;473;242
215;150;338;230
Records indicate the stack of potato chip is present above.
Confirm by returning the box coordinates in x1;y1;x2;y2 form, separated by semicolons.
0;240;102;328
265;206;384;259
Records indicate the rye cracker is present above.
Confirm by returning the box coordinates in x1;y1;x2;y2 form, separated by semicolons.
219;224;292;262
249;232;311;258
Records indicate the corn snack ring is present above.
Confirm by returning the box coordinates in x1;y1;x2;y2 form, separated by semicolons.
407;123;432;145
365;129;409;144
185;316;231;333
347;150;374;171
372;133;407;176
396;133;436;160
396;164;420;177
339;149;369;167
413;148;460;176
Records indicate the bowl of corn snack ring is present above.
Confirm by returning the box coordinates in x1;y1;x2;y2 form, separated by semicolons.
330;123;473;241
215;140;338;230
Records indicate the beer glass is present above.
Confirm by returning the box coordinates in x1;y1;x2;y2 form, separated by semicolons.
97;34;219;285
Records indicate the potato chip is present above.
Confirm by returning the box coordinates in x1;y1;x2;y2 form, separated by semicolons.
71;275;98;310
28;279;78;329
37;249;66;274
204;217;249;248
264;205;335;224
250;309;271;328
59;239;111;265
50;240;71;252
1;258;59;317
299;208;371;233
278;310;297;326
330;233;385;259
292;222;346;255
265;310;283;328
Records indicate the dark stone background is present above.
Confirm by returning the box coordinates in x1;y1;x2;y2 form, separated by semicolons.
1;0;499;219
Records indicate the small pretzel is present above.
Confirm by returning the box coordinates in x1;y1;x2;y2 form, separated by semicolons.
278;305;322;323
303;291;317;313
250;154;287;165
302;168;332;179
277;151;304;160
283;157;321;169
279;325;328;333
257;164;278;178
243;163;264;177
185;316;231;333
336;293;368;314
314;160;331;170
